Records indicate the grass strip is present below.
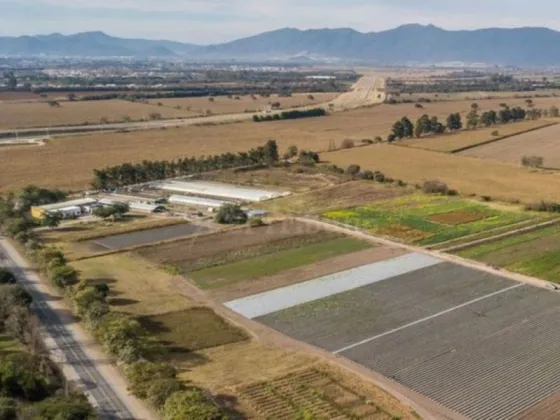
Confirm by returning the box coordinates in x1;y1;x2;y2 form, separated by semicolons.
173;231;343;274
506;250;560;283
190;237;370;290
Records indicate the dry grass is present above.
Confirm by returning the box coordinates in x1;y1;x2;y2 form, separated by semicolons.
394;89;560;103
149;92;339;116
0;99;189;129
4;97;560;192
324;144;560;203
402;120;554;153
71;253;194;316
460;123;560;169
198;166;343;193
262;181;407;214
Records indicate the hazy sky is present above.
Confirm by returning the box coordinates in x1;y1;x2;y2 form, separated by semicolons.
2;0;559;44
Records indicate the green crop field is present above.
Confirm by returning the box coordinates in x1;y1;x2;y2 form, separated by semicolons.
456;225;560;283
189;237;370;290
324;194;535;246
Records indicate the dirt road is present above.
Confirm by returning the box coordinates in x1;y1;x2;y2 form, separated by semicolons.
0;238;154;420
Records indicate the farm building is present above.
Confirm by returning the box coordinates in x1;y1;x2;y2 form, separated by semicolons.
247;209;269;219
168;195;231;209
129;202;167;213
153;180;290;202
31;198;98;220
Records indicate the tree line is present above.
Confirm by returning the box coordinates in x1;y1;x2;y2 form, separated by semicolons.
0;188;228;419
253;107;326;122
387;102;555;141
92;140;280;190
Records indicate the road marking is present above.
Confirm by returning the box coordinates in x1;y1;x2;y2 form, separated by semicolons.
333;283;524;355
225;252;442;319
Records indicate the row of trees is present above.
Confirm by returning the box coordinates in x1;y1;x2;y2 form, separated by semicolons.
0;266;96;419
92;140;280;190
253;107;327;122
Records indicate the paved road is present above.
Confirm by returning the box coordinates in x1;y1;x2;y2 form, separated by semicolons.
0;238;152;420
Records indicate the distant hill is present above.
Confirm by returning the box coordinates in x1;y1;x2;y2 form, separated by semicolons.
4;25;560;65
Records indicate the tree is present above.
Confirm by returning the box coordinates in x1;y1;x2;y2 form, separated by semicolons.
31;393;97;419
67;93;77;102
0;285;33;309
549;106;559;118
93;204;129;220
391;120;405;139
48;264;78;289
341;139;355;149
498;107;512;123
345;165;361;176
5;72;17;91
42;212;62;228
0;397;16;420
446;113;462;131
148;379;182;408
286;145;298;158
263;139;279;164
4;218;33;238
466;109;479;129
401;117;414;138
97;313;144;363
414;114;432;138
215;205;247;225
471;103;479;111
0;269;16;285
161;389;222;420
125;361;178;400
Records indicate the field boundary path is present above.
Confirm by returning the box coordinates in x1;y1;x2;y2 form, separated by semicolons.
0;237;155;420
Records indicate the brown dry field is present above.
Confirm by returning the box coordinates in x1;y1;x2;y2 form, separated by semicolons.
459;123;560;169
136;220;321;266
324;144;560;203
71;253;195;316
210;246;408;302
4;97;560;192
402;120;554;153
514;391;560;420
199;166;343;193
0;99;189;129
394;89;560;103
149;92;339;116
262;181;407;214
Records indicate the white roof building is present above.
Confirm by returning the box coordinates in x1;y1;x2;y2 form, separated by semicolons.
154;181;290;203
168;195;231;209
129;202;166;213
38;198;98;212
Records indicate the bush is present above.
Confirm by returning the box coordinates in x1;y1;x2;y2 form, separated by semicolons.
0;269;16;285
0;398;16;420
161;389;222;420
215;205;248;225
423;180;449;195
361;139;374;144
148;379;183;409
126;361;178;400
346;164;361;176
341;139;355;149
491;130;500;136
525;201;560;213
30;393;96;420
522;155;544;168
481;195;492;202
447;189;459;196
414;103;424;108
48;264;78;289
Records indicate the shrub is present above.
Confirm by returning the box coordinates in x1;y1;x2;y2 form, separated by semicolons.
126;361;178;400
0;269;16;285
525;201;560;213
30;393;96;420
363;170;374;180
522;155;544;168
341;139;355;149
414;103;424;108
447;189;459;196
161;389;222;420
0;397;16;420
491;130;500;136
148;379;183;409
423;180;449;195
346;164;361;176
361;139;374;144
215;205;248;225
481;195;492;202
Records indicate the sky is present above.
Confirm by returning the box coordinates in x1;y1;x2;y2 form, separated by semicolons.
2;0;560;44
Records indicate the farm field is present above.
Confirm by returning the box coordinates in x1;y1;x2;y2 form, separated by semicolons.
231;254;560;420
460;122;560;169
3;96;560;192
0;99;190;129
262;181;407;214
148;92;339;116
188;236;371;290
39;215;187;260
324;194;535;245
71;253;195;316
90;222;209;251
456;224;560;283
323;144;560;203
402;119;554;153
237;366;418;420
139;308;247;359
136;220;324;269
198;165;345;193
0;334;21;356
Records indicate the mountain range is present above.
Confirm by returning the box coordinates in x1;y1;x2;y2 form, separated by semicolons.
3;25;560;66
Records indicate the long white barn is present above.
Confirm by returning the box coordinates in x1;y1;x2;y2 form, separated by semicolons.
154;180;290;202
